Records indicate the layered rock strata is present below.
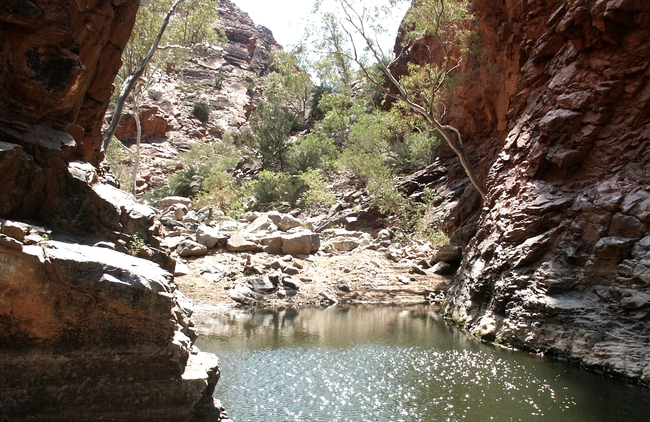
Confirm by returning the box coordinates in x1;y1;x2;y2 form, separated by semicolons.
395;0;650;381
1;0;222;419
0;230;220;420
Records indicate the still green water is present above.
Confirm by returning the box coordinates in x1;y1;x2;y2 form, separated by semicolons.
196;305;650;421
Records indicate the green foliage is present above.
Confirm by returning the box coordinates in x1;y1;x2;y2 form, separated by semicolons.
193;169;245;216
311;92;353;148
178;140;240;172
129;234;146;256
169;163;211;197
214;73;224;90
248;170;283;207
266;47;314;119
299;170;336;209
104;138;134;190
385;141;414;174
248;170;306;211
407;131;442;167
337;149;388;186
192;101;210;121
247;169;334;211
310;12;354;92
310;83;334;118
116;0;218;97
141;185;174;207
286;145;322;175
403;0;475;45
250;102;296;171
285;134;337;174
385;132;442;174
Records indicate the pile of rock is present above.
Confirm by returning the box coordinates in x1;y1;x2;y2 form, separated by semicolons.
157;197;321;260
157;196;461;308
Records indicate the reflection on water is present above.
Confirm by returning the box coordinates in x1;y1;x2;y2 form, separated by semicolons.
196;305;650;421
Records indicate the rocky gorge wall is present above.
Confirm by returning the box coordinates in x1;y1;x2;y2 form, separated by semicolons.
1;1;222;420
397;0;650;381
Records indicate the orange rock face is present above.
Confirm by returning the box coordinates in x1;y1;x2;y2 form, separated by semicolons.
0;2;222;419
0;0;139;165
394;0;650;380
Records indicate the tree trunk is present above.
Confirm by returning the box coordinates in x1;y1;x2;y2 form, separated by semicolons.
131;96;142;195
103;0;185;152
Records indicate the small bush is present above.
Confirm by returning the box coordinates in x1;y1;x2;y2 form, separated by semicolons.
385;141;414;174
169;163;211;197
192;101;210;121
337;149;389;185
141;185;173;207
193;169;244;216
214;73;224;90
104;139;134;190
286;146;322;174
248;170;308;211
299;170;336;209
248;170;282;208
407;131;442;168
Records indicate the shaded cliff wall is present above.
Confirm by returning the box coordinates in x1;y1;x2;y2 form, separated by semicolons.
395;0;650;381
0;0;143;227
0;0;137;165
1;1;223;419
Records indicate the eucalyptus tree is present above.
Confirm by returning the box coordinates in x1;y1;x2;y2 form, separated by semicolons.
103;0;219;151
312;0;487;199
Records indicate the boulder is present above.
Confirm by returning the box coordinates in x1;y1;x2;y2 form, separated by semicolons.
431;261;454;275
0;219;31;242
0;240;218;420
281;277;301;290
329;237;360;252
319;289;339;305
337;279;353;292
229;284;260;306
246;213;278;232
196;225;226;248
411;265;428;275
226;233;260;252
160;196;193;210
261;232;321;255
396;275;411;284
177;239;208;257
249;276;276;294
174;261;191;276
434;245;462;263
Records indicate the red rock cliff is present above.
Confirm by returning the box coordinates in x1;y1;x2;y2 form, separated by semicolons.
0;1;222;419
396;0;650;381
0;0;138;165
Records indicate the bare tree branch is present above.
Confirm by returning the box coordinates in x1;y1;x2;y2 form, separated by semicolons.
103;0;186;152
334;0;487;200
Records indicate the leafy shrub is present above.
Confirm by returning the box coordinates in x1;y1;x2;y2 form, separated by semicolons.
169;163;211;197
386;132;442;174
337;149;389;185
104;139;134;190
250;102;296;171
406;131;442;168
280;175;306;209
286;145;322;174
192;101;210;121
141;184;173;207
247;171;308;211
248;170;282;208
299;170;336;209
214;73;224;90
193;169;245;216
385;141;414;174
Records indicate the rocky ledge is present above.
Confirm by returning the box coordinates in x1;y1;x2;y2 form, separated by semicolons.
1;0;223;419
0;219;220;421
